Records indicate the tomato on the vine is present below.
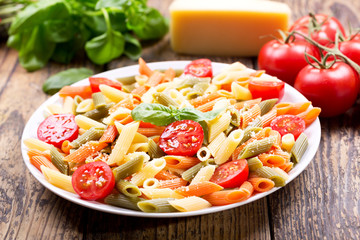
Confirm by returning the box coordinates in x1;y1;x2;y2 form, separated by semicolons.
184;59;213;78
270;115;306;139
37;114;79;148
290;13;346;45
210;159;249;188
294;62;360;117
72;161;115;200
248;77;285;100
159;120;204;156
258;39;320;86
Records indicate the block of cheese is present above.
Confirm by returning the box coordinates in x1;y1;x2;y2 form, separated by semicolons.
169;0;291;56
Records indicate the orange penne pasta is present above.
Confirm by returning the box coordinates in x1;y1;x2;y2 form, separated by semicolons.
234;98;262;111
131;85;150;97
158;178;188;190
258;151;287;167
261;108;277;127
164;155;201;169
30;155;60;172
240;104;261;129
202;181;253;206
63;141;108;163
147;71;164;87
190;92;222;108
196;98;219;112
137;127;165;137
163;68;176;82
287;101;311;115
155;170;180;180
275;102;292;116
58;85;93;99
99;125;118;143
110;96;135;112
297;107;321;126
278;162;294;172
248;177;275;192
61;140;72;154
175;181;223;197
118;114;134;125
138;57;153;77
27;149;51;160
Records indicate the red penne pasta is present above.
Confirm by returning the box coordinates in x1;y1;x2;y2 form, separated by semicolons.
240;104;261;129
138;57;153;77
190;92;222;108
157;178;188;190
59;85;93;99
99;125;118;143
175;181;223;197
248;177;275;192
261;108;277;127
63;141;108;163
163;68;176;82
137;127;165;137
30;155;60;172
297;107;321;126
27;149;51;161
164;156;201;169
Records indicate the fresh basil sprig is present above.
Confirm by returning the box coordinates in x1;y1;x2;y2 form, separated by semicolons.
131;103;224;126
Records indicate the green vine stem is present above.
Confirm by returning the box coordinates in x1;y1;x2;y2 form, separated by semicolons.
294;31;360;73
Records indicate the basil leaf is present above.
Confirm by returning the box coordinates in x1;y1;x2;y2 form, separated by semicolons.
9;0;71;35
95;0;129;10
123;33;142;60
18;25;55;72
131;103;223;127
43;19;75;43
42;68;94;95
131;103;175;126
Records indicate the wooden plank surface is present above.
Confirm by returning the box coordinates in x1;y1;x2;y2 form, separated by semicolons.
0;0;359;239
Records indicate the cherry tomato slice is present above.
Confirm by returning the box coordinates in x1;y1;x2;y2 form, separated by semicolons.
184;59;213;78
72;161;115;200
270;115;305;139
210;159;249;188
37;114;79;148
159;120;204;156
89;77;122;93
248;78;285;100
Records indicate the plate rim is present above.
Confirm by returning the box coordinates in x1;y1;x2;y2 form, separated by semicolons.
21;60;321;218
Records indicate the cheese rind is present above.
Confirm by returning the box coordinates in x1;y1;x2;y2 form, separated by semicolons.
169;0;291;56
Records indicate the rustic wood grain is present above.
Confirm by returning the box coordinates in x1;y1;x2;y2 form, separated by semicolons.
1;0;360;239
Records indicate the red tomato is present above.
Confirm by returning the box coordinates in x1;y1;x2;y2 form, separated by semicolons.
89;77;122;93
72;161;115;200
37;114;79;148
159;120;204;156
270;115;306;139
184;59;213;78
290;14;346;45
332;40;360;66
258;40;320;86
294;62;360;117
248;78;285;100
210;159;249;188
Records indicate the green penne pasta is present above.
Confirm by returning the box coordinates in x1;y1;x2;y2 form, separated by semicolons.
259;98;278;116
247;157;263;171
238;136;276;159
224;124;234;136
193;82;210;94
239;127;262;145
121;83;136;93
148;139;165;159
255;166;289;187
116;179;142;198
92;92;107;109
230;110;241;127
73;95;83;106
70;127;105;148
50;146;69;175
104;193;142;211
82;103;113;120
112;154;145;182
116;76;136;85
153;92;179;107
290;133;309;163
181;159;215;181
185;91;201;100
137;198;178;213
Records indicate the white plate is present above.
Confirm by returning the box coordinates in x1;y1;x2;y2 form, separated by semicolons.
21;61;321;218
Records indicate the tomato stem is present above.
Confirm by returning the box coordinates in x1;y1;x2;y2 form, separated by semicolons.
294;31;360;73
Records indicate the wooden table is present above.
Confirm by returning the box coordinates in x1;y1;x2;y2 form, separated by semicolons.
1;0;359;239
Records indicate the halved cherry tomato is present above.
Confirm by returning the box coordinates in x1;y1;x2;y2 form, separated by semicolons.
37;114;79;148
89;77;122;93
270;115;305;139
72;161;115;200
184;59;213;78
159;120;204;156
210;159;249;188
248;78;285;100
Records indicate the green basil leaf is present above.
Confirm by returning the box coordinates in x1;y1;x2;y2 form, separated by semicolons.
123;33;141;60
127;7;168;40
7;34;21;51
18;25;55;72
43;18;75;43
178;107;225;122
95;0;129;10
84;9;127;36
9;0;71;35
131;103;175;126
42;68;94;95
